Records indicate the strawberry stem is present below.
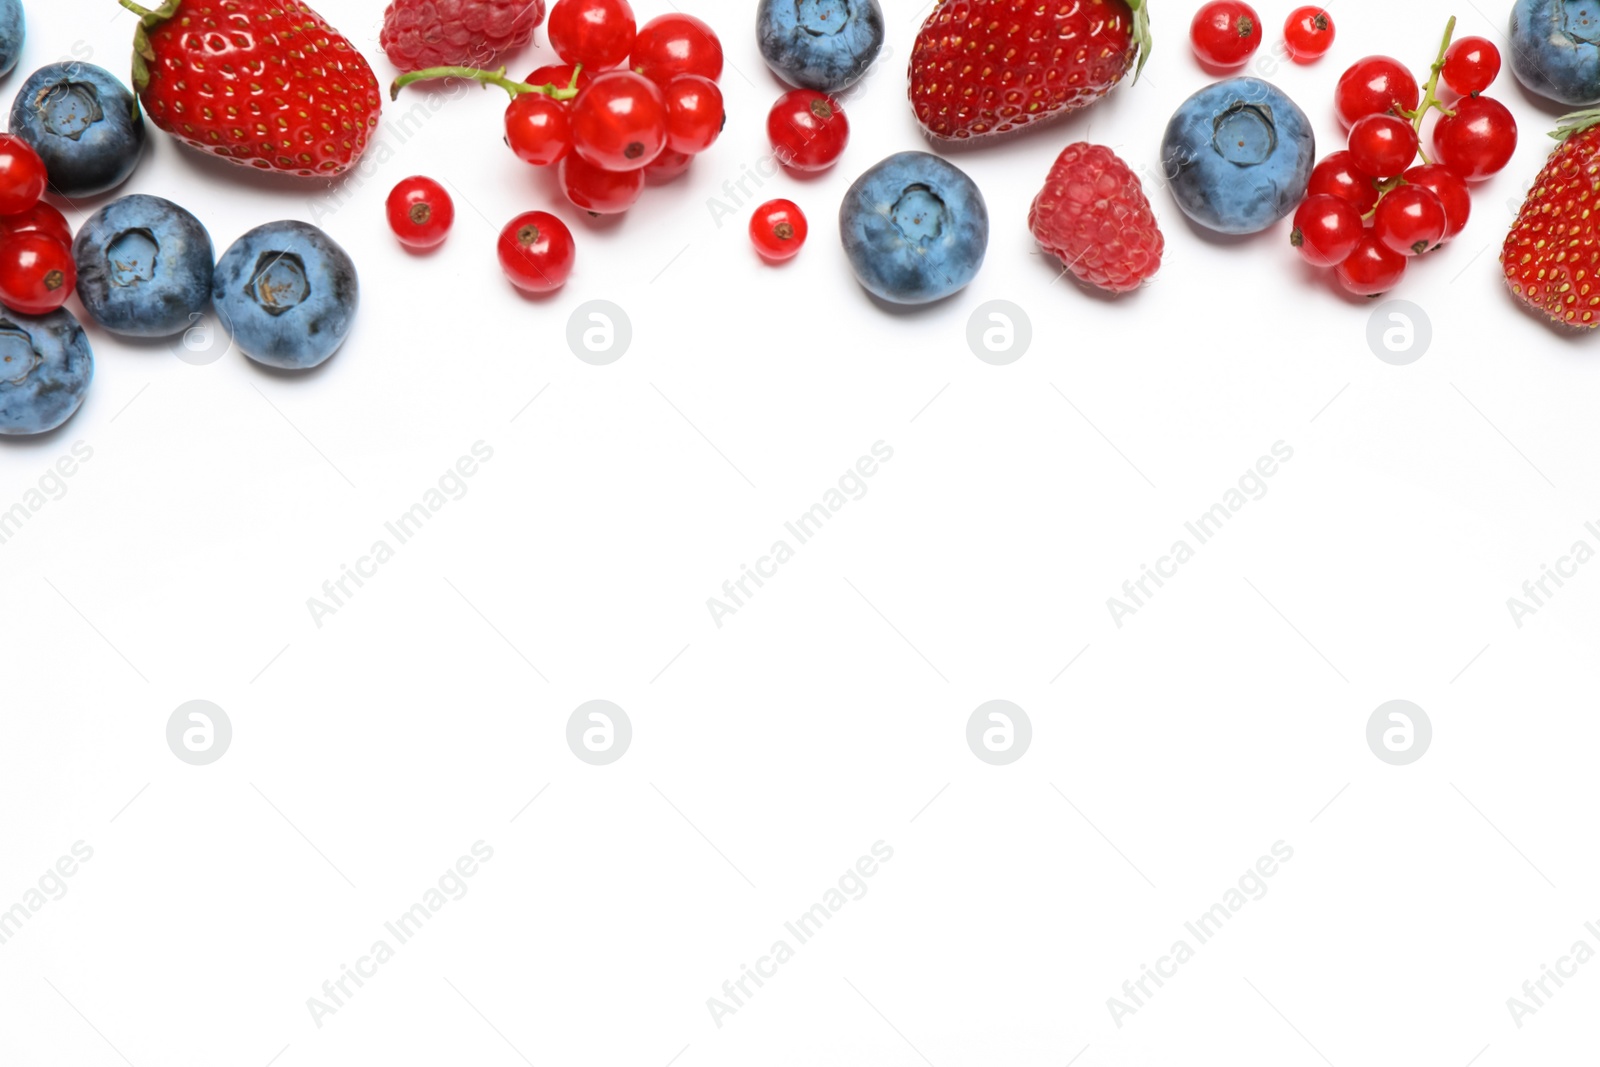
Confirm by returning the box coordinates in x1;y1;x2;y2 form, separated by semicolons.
1126;0;1151;85
390;64;582;103
1400;14;1457;166
1551;106;1600;141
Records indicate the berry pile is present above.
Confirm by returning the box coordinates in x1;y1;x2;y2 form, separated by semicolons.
0;133;75;315
1291;18;1516;296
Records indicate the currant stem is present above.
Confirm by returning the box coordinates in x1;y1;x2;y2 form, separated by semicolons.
390;63;582;103
1402;14;1458;165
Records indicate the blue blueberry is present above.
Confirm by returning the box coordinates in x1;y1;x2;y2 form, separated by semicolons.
1161;77;1315;236
213;221;358;371
0;0;25;80
839;151;988;305
1510;0;1600;106
0;307;93;436
757;0;885;91
9;62;146;197
73;195;215;339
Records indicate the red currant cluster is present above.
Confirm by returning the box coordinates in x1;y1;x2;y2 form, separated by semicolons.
0;134;75;315
1189;2;1335;70
1292;18;1515;296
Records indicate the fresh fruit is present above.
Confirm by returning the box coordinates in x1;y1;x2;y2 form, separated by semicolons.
1336;233;1407;295
1441;36;1500;95
0;0;23;79
548;0;637;70
0;235;75;316
1291;194;1363;267
1373;184;1446;255
0;202;72;247
1334;56;1420;128
1161;77;1316;235
1510;0;1600;106
1027;142;1162;294
212;221;359;370
0;307;92;436
663;75;723;155
0;134;45;215
757;0;883;91
386;177;455;250
125;0;382;178
558;153;645;213
768;88;848;172
1503;108;1600;327
570;71;668;171
908;0;1150;140
1347;113;1419;178
72;194;214;337
839;151;988;304
1190;1;1261;70
526;62;593;96
498;210;575;292
631;13;723;84
750;199;807;261
505;93;573;165
1432;95;1517;181
1401;163;1471;240
644;147;692;182
9;63;145;196
1283;7;1334;63
380;0;545;72
1307;150;1380;213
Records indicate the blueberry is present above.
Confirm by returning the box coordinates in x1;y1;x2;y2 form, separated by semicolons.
9;63;145;197
757;0;885;91
1510;0;1600;105
213;221;359;371
1161;77;1315;236
839;151;988;305
0;307;93;436
73;195;215;339
0;0;25;80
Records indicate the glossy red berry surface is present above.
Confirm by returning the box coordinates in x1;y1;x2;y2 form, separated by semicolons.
644;148;693;183
559;153;646;213
548;0;637;70
570;71;668;171
525;63;592;97
0;134;47;216
664;74;724;155
767;89;849;172
506;93;573;165
1401;163;1471;241
749;199;807;261
386;176;455;250
1291;194;1363;267
1431;95;1517;181
1347;113;1420;178
0;234;75;315
1441;36;1500;95
631;13;723;84
1334;56;1420;128
1283;6;1334;62
1336;234;1407;296
1373;185;1446;255
1190;0;1261;69
0;202;72;247
1307;150;1381;214
498;210;576;293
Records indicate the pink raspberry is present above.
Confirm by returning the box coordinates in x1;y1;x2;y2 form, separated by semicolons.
381;0;547;72
1028;143;1164;294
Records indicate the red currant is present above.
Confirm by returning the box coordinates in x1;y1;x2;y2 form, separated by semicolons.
749;199;807;261
1347;112;1419;178
570;71;668;171
1334;56;1420;129
1283;6;1334;62
1307;150;1381;214
1291;194;1364;267
1431;95;1517;181
644;148;693;183
631;13;723;85
1189;0;1261;69
506;94;572;165
0;202;72;247
664;74;724;155
1373;185;1446;256
386;176;454;250
1400;163;1471;241
0;234;75;315
767;89;849;172
1335;234;1407;296
525;63;592;97
498;211;576;293
0;134;47;215
548;0;637;70
558;154;645;214
1441;36;1501;96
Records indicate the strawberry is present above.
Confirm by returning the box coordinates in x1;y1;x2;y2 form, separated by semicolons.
1503;109;1600;328
1028;142;1162;293
908;0;1150;141
123;0;382;179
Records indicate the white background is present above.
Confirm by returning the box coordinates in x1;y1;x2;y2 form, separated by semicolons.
3;0;1599;1064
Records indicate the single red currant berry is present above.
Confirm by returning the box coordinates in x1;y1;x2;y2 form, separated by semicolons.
1431;95;1517;181
631;13;723;85
1347;112;1420;178
558;153;646;214
1283;6;1334;62
1190;0;1262;69
1291;194;1364;267
749;199;807;261
664;74;724;155
0;201;72;247
644;148;693;183
0;234;76;315
498;211;577;293
548;0;637;70
506;94;573;165
767;89;849;172
1307;150;1381;214
1441;36;1501;96
1334;56;1421;129
385;176;455;251
0;134;47;215
1401;164;1471;241
1335;234;1407;296
525;63;592;98
1373;185;1447;256
571;70;668;171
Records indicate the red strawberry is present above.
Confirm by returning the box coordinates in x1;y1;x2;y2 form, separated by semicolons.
381;0;546;73
1029;143;1162;294
1504;108;1600;329
909;0;1150;141
125;0;382;179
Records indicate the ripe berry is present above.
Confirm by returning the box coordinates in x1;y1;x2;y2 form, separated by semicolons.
631;13;723;84
0;133;46;215
0;234;75;315
1336;234;1407;296
558;153;645;213
1347;113;1419;178
749;199;807;261
1401;163;1471;241
506;93;573;165
1441;36;1501;96
767;88;849;172
1307;150;1381;214
644;148;693;183
1334;56;1420;128
664;74;724;155
1190;0;1261;69
548;0;637;69
0;202;72;247
1291;194;1363;267
1283;7;1334;62
571;71;668;171
1373;185;1447;255
1029;142;1163;292
1432;95;1517;181
498;210;576;293
386;176;455;250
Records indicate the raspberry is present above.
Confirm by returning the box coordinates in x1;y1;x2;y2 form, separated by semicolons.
1028;143;1164;294
381;0;547;72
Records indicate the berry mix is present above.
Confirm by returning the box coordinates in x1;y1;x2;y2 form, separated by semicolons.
0;0;1598;437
